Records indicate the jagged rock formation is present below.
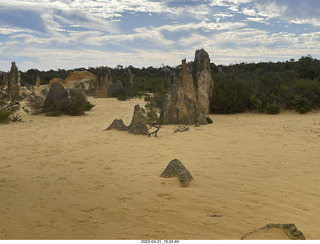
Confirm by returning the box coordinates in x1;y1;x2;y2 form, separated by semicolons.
163;67;176;86
192;49;214;114
241;223;306;240
43;82;68;112
106;104;149;135
96;67;112;98
161;58;207;125
8;62;20;99
160;159;193;187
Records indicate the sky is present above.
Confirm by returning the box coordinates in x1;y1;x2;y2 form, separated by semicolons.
0;0;320;71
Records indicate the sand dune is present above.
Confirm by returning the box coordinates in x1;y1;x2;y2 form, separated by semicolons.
1;97;320;239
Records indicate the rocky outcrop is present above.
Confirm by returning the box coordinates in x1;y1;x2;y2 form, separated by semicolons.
49;78;65;86
8;62;20;99
106;104;149;135
43;82;68;112
192;49;214;114
161;59;207;125
241;223;306;240
160;159;193;187
96;67;112;98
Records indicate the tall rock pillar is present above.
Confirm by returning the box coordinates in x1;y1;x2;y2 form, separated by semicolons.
192;49;214;114
8;62;20;99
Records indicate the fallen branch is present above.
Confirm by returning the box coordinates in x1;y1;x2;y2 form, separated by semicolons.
148;123;161;137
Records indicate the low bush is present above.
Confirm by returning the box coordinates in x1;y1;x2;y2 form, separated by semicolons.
211;75;249;114
206;116;213;124
293;95;312;114
265;102;281;114
0;110;11;123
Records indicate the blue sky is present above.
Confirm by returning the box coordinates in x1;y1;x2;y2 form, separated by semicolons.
0;0;320;71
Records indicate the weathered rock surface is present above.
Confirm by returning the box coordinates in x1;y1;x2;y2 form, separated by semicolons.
96;67;112;98
43;82;68;112
192;49;214;114
160;159;193;187
106;119;128;131
106;104;149;135
161;59;207;125
48;71;96;90
49;78;65;86
8;62;20;99
128;105;149;135
163;67;176;86
241;223;306;240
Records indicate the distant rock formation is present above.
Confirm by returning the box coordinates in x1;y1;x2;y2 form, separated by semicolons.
8;62;20;99
106;104;149;135
161;58;207;125
128;68;134;85
192;49;214;114
49;71;97;90
49;78;65;86
35;76;41;87
241;223;306;240
160;159;193;187
163;67;176;86
108;80;125;97
43;82;68;112
96;67;112;98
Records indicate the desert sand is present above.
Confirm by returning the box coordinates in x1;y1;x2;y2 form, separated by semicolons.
1;96;320;240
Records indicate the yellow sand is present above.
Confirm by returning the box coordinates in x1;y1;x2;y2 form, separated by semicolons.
1;97;320;240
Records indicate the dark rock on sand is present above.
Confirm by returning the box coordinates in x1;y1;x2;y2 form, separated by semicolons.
160;159;193;187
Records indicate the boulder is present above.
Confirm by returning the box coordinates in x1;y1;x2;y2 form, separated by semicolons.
106;104;149;136
161;59;207;125
8;62;20;99
241;223;306;240
160;159;193;187
43;82;68;112
192;49;214;113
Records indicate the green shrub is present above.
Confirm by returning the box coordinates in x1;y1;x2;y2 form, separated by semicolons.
117;95;129;101
265;102;281;114
293;95;312;114
65;91;87;116
206;116;213;124
211;76;249;114
0;110;11;123
25;93;45;114
85;101;95;111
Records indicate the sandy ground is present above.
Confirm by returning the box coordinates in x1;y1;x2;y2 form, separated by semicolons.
1;97;320;240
